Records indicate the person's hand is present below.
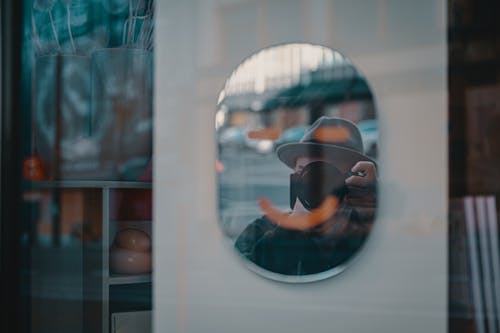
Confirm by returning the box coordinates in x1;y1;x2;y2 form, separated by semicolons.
345;161;377;220
345;161;377;186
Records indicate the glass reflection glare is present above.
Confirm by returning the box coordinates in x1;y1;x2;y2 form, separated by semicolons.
216;44;378;282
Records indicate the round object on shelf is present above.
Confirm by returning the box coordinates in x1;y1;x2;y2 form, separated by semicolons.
113;228;151;252
110;246;152;275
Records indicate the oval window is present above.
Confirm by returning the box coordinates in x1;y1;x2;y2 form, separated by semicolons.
216;44;378;282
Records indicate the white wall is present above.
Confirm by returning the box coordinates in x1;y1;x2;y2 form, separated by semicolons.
154;0;448;332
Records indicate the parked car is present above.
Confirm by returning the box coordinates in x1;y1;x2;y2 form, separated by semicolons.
245;136;274;154
357;119;378;158
217;126;247;150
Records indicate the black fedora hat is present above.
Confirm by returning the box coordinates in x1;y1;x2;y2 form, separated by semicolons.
276;116;376;169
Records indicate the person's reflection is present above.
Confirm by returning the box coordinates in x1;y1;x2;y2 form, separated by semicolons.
234;116;377;276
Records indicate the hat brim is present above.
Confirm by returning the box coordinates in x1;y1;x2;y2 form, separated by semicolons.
276;142;376;170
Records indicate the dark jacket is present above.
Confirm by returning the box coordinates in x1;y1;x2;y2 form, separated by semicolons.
234;207;370;276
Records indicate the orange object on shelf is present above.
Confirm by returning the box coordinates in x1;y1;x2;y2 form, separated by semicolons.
23;155;47;181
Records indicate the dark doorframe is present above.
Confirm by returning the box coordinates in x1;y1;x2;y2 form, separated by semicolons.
448;0;500;332
1;0;27;332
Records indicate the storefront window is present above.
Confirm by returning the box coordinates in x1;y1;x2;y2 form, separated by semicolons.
3;0;499;332
15;1;154;332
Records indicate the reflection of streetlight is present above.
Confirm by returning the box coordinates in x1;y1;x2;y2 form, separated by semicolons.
216;159;224;173
215;106;227;130
217;90;226;104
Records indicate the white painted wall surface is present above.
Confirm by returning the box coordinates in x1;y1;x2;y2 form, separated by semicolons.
154;0;448;332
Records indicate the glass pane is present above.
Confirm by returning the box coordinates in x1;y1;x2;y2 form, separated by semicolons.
18;1;154;332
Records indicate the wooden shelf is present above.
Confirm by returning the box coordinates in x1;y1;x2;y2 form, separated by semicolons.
108;274;152;285
26;180;152;189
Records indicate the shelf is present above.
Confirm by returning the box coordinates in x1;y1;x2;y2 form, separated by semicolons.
111;220;152;224
26;180;152;189
58;179;153;333
108;274;152;285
